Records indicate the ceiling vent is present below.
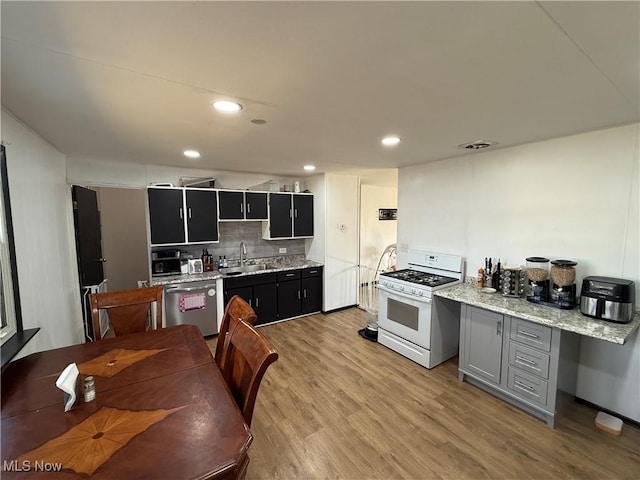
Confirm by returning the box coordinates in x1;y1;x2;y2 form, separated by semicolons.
458;139;498;150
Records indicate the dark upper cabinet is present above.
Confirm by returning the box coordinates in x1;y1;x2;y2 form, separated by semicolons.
245;192;268;220
293;194;314;237
218;191;268;221
185;189;218;242
218;191;244;219
268;193;293;238
265;192;313;239
148;187;218;245
148;187;186;245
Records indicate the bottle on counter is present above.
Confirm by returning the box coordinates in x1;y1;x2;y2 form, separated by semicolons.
477;268;485;288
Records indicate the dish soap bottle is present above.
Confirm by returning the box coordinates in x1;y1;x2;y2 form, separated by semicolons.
477;268;485;288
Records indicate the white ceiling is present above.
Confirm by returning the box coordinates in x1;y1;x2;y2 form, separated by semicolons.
1;1;638;179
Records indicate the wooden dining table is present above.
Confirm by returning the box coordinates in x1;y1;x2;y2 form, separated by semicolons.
1;325;252;479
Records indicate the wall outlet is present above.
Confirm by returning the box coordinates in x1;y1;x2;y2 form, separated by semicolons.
399;243;409;253
279;247;287;254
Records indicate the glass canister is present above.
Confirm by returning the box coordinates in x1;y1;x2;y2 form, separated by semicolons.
526;257;550;282
550;260;577;286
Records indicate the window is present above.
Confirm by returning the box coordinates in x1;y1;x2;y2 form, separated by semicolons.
0;144;37;369
0;145;19;344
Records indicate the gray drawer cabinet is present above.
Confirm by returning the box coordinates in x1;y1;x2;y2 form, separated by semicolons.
459;304;580;427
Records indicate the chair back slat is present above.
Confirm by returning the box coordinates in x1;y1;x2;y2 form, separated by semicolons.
222;319;278;426
215;295;257;369
89;285;163;341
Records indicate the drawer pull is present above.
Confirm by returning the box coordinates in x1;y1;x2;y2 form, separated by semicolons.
496;321;502;335
286;273;295;277
515;380;535;392
516;355;537;366
309;270;317;274
518;330;539;339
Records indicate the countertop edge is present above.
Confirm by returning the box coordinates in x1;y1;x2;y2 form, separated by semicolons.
434;284;639;345
151;260;324;286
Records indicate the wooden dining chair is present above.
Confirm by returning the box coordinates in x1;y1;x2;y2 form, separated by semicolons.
222;319;278;427
215;295;258;369
89;285;163;341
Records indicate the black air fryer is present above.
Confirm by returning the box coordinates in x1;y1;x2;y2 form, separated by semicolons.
580;276;636;324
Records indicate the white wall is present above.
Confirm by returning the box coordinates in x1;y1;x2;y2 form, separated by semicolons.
397;123;640;420
359;185;397;272
1;110;84;354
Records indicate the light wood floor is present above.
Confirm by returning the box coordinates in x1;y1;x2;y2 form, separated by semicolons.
208;308;640;479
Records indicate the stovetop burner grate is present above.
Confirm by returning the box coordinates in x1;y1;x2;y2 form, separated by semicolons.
381;269;458;287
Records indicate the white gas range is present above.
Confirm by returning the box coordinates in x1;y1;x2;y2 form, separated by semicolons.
377;250;465;369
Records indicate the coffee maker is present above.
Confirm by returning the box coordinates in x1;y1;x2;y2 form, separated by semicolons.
549;260;577;309
526;257;550;303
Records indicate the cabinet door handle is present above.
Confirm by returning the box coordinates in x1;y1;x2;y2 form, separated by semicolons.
289;208;293;219
240;203;244;214
496;321;502;335
294;208;298;218
515;355;537;366
515;380;535;392
179;207;183;219
518;330;539;339
188;207;192;219
255;297;259;308
297;290;301;300
303;289;307;298
247;203;251;214
248;298;252;307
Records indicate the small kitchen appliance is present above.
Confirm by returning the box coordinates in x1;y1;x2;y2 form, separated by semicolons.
526;257;550;303
151;250;181;277
549;260;578;309
377;250;464;369
580;276;635;323
188;259;203;274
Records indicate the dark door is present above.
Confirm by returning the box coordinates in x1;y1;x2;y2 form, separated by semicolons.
148;188;185;244
269;193;292;238
254;283;278;325
301;267;323;313
72;186;104;287
293;194;314;237
224;285;253;309
245;192;268;220
218;191;244;220
277;279;301;319
186;189;218;242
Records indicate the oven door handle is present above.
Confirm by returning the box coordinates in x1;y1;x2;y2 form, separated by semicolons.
378;284;432;303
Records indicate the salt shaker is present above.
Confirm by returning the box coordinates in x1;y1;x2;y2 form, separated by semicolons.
84;376;96;402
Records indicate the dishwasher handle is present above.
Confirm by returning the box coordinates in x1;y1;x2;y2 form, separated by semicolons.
166;284;216;293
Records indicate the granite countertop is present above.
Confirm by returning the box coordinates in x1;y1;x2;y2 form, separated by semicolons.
434;282;639;345
151;256;323;286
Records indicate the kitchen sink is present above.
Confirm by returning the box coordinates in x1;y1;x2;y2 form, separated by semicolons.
219;264;275;276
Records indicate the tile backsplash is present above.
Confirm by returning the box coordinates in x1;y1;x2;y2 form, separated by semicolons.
174;222;306;265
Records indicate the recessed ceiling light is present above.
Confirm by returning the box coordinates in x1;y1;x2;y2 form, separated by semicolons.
303;165;316;171
183;150;201;158
212;100;242;113
381;136;401;146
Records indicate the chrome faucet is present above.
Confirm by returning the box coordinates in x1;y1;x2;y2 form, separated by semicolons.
240;242;247;266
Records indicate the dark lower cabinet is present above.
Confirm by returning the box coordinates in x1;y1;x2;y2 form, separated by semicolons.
253;283;277;325
301;267;323;313
277;279;302;319
223;273;278;326
224;267;323;325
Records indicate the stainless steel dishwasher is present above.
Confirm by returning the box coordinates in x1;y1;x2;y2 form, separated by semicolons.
164;281;218;336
